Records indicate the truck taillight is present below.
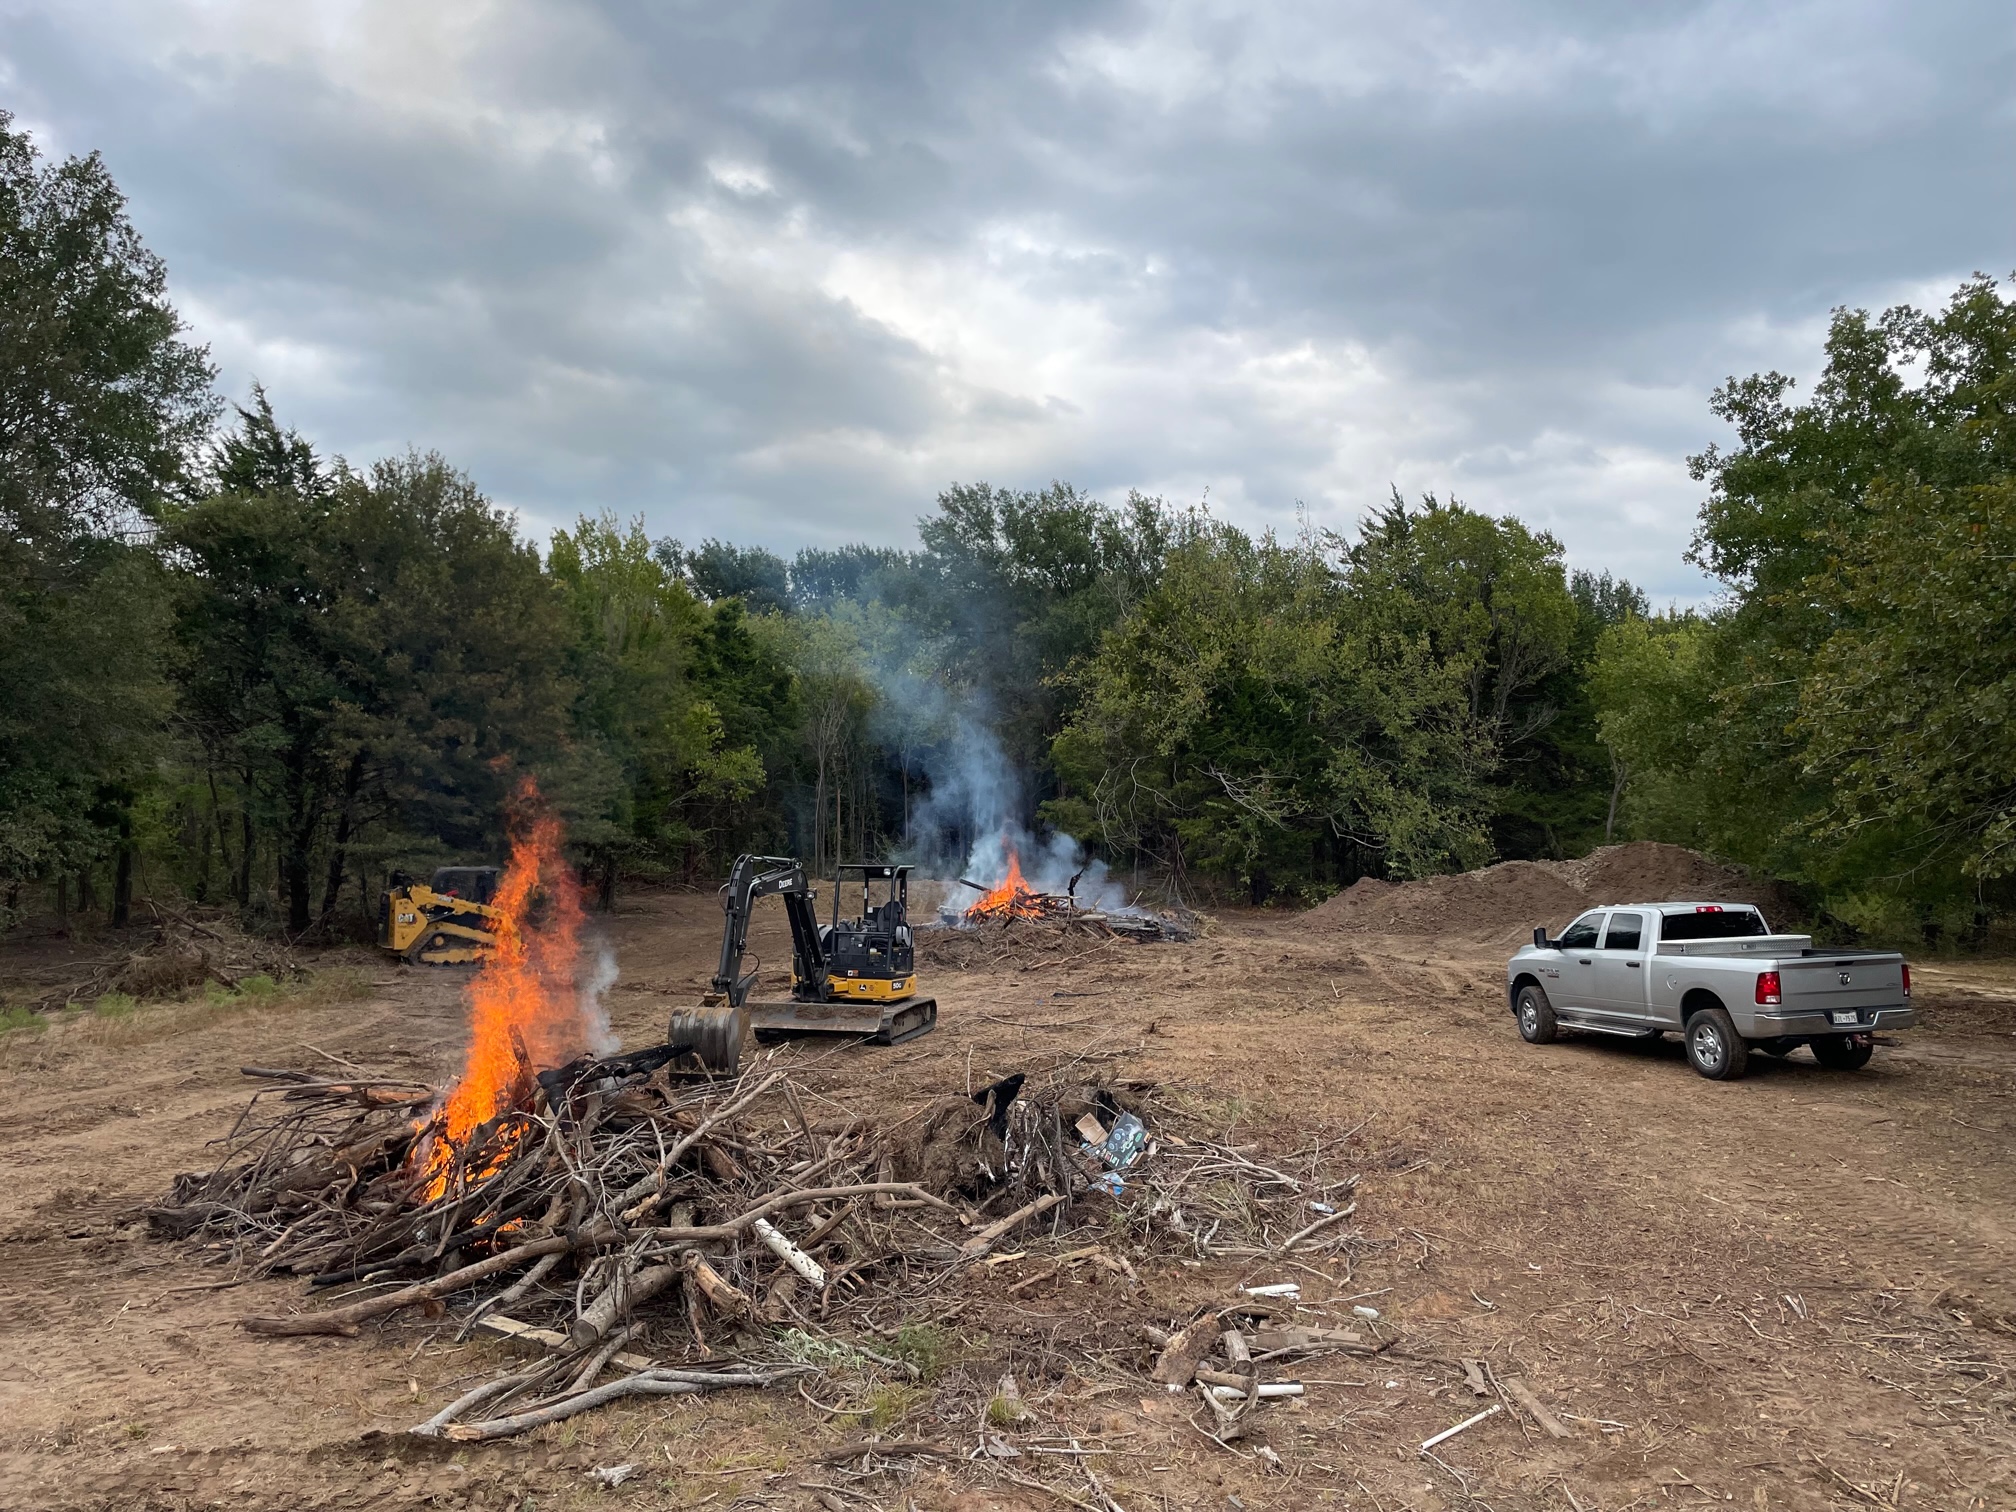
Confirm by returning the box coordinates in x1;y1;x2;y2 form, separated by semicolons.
1755;970;1782;1006
1901;963;1910;997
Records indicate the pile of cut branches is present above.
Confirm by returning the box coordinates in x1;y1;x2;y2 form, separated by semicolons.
147;1047;1377;1466
33;900;304;1010
920;909;1196;973
148;1051;1105;1441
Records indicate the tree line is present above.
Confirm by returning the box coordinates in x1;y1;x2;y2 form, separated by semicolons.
3;113;2009;943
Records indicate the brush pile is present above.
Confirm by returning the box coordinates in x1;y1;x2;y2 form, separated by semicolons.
923;908;1199;972
147;1050;1133;1441
146;1047;1381;1459
33;902;304;1011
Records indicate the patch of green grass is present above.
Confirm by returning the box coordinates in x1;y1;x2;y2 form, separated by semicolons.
985;1392;1032;1428
0;1005;46;1035
890;1322;949;1379
93;992;138;1019
235;972;280;997
852;1384;924;1433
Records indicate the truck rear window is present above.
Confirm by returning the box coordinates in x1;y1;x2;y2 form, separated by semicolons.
1659;908;1767;941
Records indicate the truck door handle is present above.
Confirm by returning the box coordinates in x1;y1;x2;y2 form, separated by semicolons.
1577;958;1592;965
1626;961;1642;969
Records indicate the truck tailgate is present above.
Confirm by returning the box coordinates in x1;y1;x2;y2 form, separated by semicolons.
1782;954;1905;1014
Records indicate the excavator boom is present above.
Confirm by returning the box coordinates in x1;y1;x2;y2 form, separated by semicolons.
712;855;830;1006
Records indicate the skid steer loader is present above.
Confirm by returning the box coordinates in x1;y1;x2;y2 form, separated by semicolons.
379;866;503;965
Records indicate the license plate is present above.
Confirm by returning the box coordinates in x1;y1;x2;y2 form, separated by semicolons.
1830;1010;1860;1025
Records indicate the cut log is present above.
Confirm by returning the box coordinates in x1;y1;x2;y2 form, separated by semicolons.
683;1251;753;1320
1151;1309;1227;1387
1501;1377;1573;1439
572;1261;684;1345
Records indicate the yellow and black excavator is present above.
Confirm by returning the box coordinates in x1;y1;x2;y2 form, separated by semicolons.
697;856;937;1046
380;866;503;965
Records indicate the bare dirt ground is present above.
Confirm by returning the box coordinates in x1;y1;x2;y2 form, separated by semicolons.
2;893;2013;1512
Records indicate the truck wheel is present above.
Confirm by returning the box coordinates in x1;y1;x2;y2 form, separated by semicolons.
1515;984;1557;1044
1685;1007;1749;1080
1810;1034;1874;1070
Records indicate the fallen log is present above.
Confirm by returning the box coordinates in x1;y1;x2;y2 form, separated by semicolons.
429;1365;814;1442
1501;1377;1573;1439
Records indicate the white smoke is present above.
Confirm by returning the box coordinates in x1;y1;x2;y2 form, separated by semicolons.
576;941;621;1057
834;609;1139;917
899;711;1134;915
958;811;1131;912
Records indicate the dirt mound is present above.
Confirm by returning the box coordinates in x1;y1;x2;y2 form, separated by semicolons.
1307;842;1790;939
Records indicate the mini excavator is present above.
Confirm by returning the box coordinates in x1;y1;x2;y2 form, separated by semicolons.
380;866;504;965
695;855;937;1046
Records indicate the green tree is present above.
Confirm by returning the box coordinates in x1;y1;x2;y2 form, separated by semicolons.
675;537;793;615
0;111;215;922
1336;494;1586;857
1596;274;2016;931
1055;524;1493;899
552;516;765;898
166;411;573;933
1795;475;2016;895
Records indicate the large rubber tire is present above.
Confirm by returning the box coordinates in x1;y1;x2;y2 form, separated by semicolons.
1810;1034;1875;1071
1685;1007;1749;1081
1515;984;1557;1044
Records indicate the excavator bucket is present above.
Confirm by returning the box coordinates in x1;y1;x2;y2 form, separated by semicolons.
668;1004;748;1076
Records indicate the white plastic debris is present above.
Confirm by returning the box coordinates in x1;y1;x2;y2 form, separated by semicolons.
588;1464;638;1487
1240;1283;1301;1299
1352;1304;1381;1320
1420;1403;1502;1452
1207;1382;1305;1401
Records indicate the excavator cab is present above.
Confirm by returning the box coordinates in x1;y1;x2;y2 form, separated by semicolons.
815;864;917;1003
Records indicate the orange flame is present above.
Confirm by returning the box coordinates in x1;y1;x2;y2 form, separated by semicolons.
964;846;1047;922
413;784;591;1200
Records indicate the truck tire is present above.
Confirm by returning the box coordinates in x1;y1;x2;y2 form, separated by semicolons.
1515;984;1557;1044
1810;1034;1874;1070
1685;1007;1749;1080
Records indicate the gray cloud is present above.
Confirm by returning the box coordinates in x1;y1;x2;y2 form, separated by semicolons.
4;0;2010;597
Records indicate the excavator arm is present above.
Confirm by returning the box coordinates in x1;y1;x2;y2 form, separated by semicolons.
712;855;830;1007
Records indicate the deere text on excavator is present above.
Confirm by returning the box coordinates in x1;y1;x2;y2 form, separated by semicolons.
693;855;937;1046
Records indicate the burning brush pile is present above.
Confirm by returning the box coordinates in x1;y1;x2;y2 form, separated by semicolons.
926;846;1199;971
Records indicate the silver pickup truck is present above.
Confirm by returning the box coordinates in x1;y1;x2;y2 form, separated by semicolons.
1506;901;1913;1080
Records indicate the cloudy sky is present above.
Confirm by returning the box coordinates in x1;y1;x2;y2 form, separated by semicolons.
4;1;2011;599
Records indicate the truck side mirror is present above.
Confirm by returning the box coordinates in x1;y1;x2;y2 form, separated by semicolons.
1533;926;1552;949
